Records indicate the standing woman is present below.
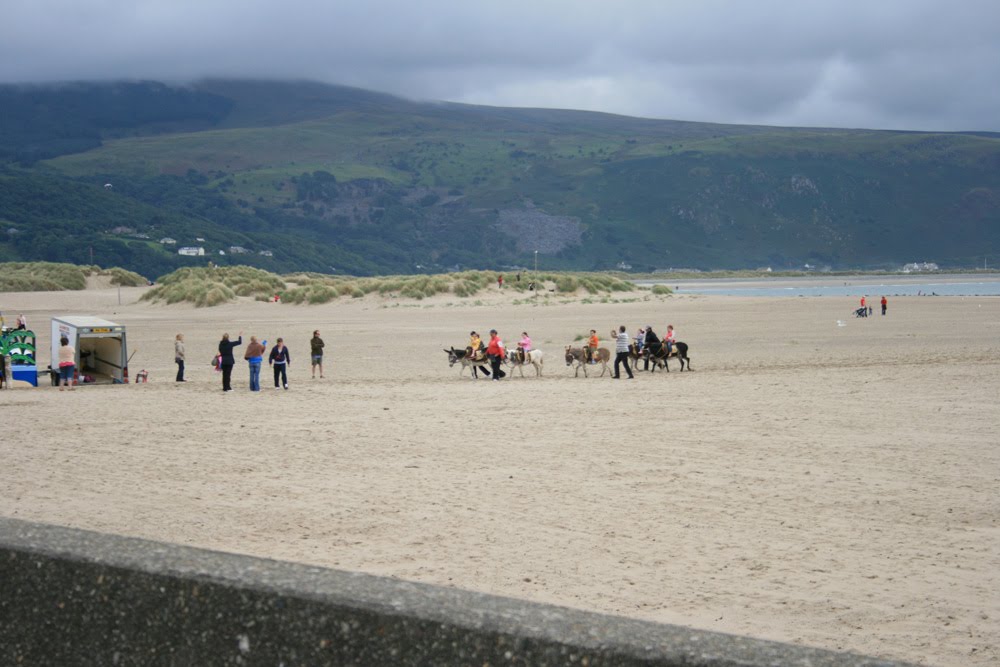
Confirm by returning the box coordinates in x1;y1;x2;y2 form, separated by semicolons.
269;338;291;390
57;336;76;391
486;329;506;381
174;333;186;382
218;331;243;392
244;335;267;392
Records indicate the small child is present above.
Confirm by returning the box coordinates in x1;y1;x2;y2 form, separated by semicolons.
587;329;599;363
468;331;483;360
517;331;532;363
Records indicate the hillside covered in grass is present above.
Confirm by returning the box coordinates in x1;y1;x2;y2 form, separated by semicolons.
1;79;998;275
0;262;147;292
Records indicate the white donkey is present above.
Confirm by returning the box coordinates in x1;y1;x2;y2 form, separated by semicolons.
506;349;544;377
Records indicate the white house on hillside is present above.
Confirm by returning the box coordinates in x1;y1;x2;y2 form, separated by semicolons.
178;246;205;257
159;237;177;245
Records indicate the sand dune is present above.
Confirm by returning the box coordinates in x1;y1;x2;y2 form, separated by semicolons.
2;286;998;666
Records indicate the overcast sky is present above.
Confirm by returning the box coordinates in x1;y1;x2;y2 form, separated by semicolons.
4;0;999;131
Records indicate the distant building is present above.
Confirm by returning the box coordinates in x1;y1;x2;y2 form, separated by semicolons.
616;261;633;270
104;183;113;190
228;246;250;254
178;247;205;257
902;262;939;273
110;226;135;235
258;249;273;257
133;233;150;239
159;237;177;245
195;237;206;242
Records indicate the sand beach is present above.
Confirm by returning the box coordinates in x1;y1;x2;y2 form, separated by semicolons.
1;285;998;666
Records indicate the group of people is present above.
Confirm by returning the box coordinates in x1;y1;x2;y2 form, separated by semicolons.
857;296;888;317
608;323;678;378
170;330;327;391
466;329;533;380
584;324;675;360
462;323;679;381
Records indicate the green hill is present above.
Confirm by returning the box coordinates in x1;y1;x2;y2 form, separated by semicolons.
1;79;997;275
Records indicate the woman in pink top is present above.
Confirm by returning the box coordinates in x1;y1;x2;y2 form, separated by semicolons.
57;336;76;390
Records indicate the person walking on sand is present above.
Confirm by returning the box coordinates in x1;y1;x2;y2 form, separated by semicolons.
486;329;506;381
174;333;186;382
57;336;76;390
497;274;504;290
269;338;291;390
881;296;888;316
218;331;243;392
612;325;634;379
310;330;325;378
244;335;267;392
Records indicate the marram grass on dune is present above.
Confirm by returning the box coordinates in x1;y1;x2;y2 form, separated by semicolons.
140;266;646;307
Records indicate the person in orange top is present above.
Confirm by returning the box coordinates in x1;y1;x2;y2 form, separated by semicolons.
586;329;599;364
880;296;888;316
485;329;506;381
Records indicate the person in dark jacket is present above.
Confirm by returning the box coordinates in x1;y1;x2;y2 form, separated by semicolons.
643;326;660;371
218;331;243;391
310;330;325;379
269;338;291;390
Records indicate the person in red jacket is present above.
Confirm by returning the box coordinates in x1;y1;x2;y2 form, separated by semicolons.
880;296;888;316
486;329;506;381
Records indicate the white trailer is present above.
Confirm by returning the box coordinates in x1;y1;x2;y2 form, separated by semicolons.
51;316;130;384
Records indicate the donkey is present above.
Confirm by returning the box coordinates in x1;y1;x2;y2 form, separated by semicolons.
445;347;491;379
506;348;544;377
645;341;692;372
564;346;611;378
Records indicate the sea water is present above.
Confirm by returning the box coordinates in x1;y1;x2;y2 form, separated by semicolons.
636;274;1000;297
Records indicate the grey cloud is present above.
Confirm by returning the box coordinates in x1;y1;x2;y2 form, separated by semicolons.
2;0;999;131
